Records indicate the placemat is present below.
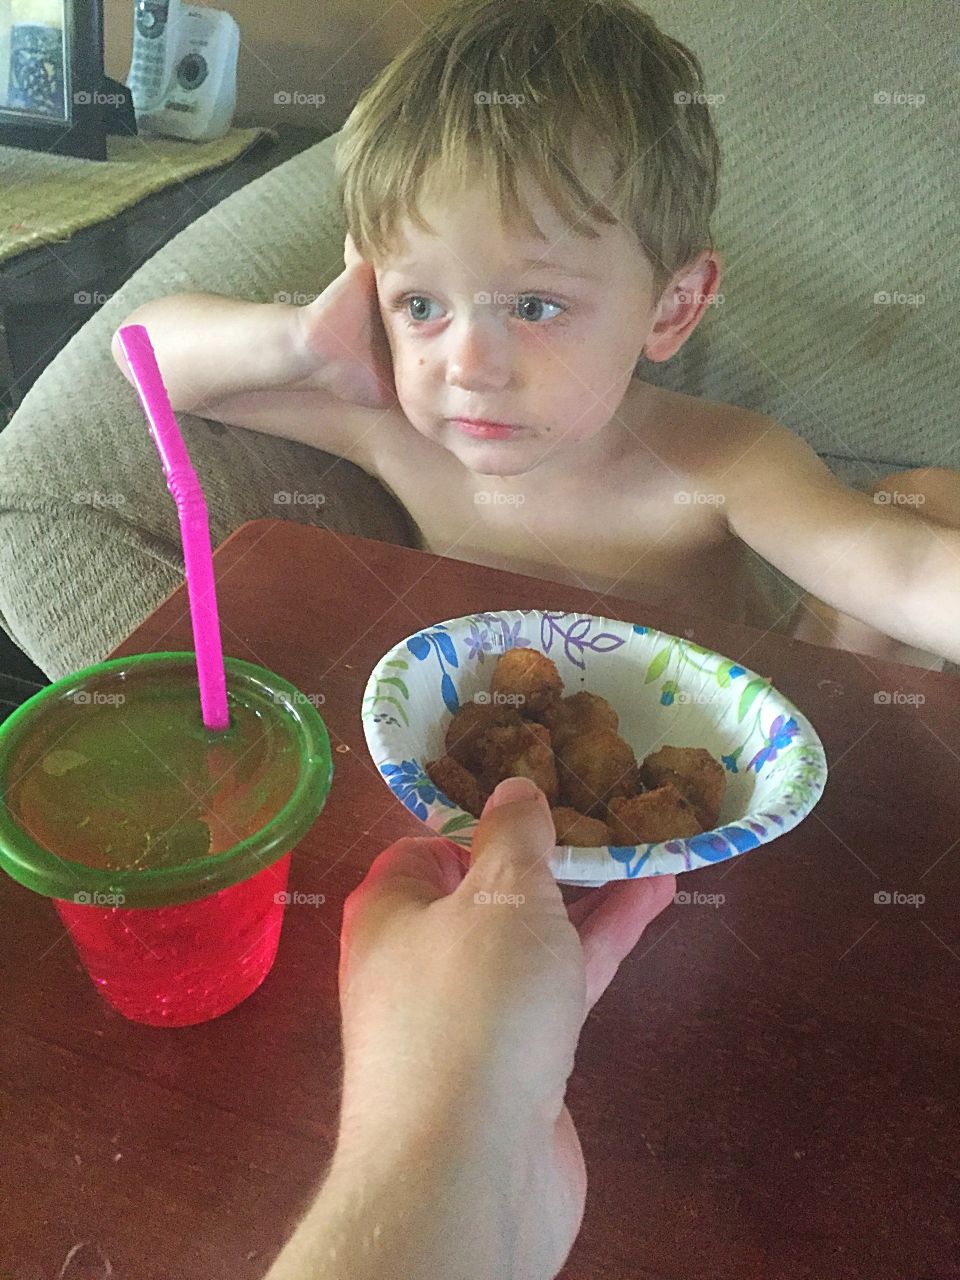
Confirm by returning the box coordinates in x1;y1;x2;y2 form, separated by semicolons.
0;125;275;264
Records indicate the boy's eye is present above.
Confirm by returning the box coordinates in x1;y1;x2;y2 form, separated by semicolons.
404;295;441;323
396;294;565;325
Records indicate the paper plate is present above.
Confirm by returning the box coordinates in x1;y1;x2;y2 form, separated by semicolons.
362;610;828;885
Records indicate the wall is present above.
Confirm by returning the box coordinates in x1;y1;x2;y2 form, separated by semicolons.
103;0;448;132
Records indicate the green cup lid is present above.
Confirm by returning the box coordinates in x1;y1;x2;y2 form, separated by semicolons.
0;652;333;908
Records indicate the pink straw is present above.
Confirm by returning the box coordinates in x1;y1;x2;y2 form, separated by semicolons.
116;324;230;733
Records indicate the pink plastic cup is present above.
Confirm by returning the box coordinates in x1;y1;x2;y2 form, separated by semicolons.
0;652;332;1026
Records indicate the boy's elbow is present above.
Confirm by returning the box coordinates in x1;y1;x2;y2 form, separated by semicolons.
110;328;132;381
110;303;151;381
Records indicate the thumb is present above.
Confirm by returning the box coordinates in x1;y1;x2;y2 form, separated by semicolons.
461;776;558;900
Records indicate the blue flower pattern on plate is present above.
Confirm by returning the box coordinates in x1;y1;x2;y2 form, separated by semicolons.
380;760;456;821
746;714;800;773
407;624;460;714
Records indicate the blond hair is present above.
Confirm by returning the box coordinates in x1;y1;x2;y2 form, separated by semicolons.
334;0;721;298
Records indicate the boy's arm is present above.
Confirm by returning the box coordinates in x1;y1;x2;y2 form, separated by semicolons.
110;293;314;414
110;293;378;462
721;418;960;663
111;247;398;463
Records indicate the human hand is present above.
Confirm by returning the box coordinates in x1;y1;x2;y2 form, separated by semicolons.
333;775;676;1280
290;232;398;409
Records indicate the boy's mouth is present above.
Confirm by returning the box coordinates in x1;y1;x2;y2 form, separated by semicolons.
449;418;521;441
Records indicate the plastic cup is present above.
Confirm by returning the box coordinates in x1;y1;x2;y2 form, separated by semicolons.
0;653;333;1027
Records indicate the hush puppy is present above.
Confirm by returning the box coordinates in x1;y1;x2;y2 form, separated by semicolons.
541;691;618;749
640;745;725;830
425;754;489;818
557;729;637;816
444;699;523;770
490;647;563;718
550;806;613;847
475;720;559;805
608;785;703;844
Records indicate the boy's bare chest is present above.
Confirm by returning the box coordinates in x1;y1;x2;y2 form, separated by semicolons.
373;439;767;624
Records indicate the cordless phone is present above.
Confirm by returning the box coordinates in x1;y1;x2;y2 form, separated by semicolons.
126;0;240;142
126;0;183;116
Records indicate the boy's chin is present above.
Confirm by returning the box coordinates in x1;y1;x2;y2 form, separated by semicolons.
447;435;549;478
470;454;538;478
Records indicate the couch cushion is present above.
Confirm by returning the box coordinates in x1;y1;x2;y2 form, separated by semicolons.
640;1;956;475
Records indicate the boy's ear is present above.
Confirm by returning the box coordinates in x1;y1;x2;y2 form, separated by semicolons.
642;250;724;362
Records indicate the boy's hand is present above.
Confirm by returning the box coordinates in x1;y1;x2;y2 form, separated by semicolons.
291;234;399;410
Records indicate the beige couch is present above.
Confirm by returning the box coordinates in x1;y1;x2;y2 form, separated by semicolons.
0;2;955;679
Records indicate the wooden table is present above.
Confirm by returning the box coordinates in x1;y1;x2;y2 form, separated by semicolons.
3;520;959;1280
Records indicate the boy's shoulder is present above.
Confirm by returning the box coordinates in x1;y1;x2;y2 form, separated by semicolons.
627;380;792;475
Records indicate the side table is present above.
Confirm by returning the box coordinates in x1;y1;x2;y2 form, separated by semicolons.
0;123;328;423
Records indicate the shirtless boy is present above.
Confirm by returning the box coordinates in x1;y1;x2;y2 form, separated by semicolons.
113;0;960;669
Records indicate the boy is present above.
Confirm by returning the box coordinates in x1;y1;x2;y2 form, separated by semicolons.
113;0;960;669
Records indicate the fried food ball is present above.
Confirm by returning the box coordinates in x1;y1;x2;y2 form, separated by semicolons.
608;785;703;844
557;729;637;816
490;647;563;718
640;745;725;830
425;754;489;818
474;721;559;805
540;691;618;749
444;699;523;770
550;806;613;847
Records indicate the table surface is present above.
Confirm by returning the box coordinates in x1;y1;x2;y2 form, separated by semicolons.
3;520;959;1280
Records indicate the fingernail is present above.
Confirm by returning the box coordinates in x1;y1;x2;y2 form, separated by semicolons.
484;776;542;811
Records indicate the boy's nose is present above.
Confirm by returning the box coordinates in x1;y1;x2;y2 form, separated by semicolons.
445;316;512;391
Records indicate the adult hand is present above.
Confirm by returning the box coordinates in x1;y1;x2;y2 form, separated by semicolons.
331;775;676;1280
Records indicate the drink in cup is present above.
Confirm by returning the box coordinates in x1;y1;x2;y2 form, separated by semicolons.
0;652;333;1027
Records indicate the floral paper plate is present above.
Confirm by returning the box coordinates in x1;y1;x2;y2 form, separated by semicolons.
362;610;828;885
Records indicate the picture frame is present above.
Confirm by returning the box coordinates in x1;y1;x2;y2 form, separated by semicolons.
0;0;107;160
